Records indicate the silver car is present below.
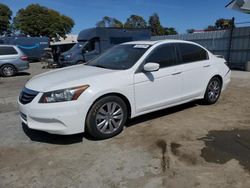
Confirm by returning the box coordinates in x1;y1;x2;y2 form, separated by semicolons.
0;45;29;77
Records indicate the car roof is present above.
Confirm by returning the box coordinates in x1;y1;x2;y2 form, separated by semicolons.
0;44;16;47
123;39;197;46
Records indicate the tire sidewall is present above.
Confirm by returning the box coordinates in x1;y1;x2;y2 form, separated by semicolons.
86;96;128;139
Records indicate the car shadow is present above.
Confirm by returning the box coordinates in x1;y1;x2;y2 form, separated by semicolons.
22;101;199;144
15;72;31;76
22;123;86;145
126;101;198;127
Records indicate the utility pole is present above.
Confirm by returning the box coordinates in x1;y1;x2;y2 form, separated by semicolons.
226;17;235;65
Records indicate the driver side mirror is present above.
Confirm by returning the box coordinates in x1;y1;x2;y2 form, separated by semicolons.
82;48;88;53
143;62;160;72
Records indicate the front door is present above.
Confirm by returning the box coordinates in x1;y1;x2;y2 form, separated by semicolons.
134;44;182;114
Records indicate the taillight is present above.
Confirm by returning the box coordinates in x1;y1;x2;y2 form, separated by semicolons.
20;56;28;61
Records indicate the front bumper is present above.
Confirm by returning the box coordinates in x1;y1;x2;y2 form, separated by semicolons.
18;93;88;135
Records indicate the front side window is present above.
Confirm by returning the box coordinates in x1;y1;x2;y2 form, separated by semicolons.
69;42;87;51
146;44;176;68
87;44;150;70
0;47;18;55
84;40;96;52
177;43;208;63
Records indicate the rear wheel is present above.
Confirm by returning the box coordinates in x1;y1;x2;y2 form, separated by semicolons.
203;77;222;104
0;64;16;77
86;96;127;139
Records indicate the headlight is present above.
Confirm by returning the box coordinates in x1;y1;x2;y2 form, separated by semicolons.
39;85;89;103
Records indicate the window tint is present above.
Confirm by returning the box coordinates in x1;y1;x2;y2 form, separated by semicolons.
84;40;96;52
0;47;18;55
87;44;149;70
146;44;176;68
178;43;208;63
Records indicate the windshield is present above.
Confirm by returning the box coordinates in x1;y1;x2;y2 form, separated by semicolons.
69;41;87;51
87;44;150;70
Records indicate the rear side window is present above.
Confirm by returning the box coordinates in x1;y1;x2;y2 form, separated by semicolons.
0;47;18;55
146;44;176;68
177;43;208;63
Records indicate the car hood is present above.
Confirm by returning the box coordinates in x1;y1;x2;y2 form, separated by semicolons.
25;65;116;92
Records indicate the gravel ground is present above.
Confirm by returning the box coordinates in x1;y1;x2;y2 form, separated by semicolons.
0;63;250;188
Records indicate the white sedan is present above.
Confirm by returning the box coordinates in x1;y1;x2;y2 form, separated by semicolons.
18;40;231;139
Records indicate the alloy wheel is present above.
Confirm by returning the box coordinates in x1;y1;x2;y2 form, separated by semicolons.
207;80;220;102
95;102;124;134
2;66;14;76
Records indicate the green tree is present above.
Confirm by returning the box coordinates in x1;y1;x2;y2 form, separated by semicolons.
205;25;217;31
164;27;178;35
148;13;164;36
124;15;147;28
215;18;234;29
13;4;74;38
0;3;12;35
96;16;123;28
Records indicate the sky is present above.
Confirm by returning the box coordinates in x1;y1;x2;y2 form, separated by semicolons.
1;0;250;34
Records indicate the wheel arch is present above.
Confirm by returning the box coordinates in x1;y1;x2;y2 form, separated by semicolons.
87;92;132;119
202;74;223;98
211;74;223;86
76;60;86;64
0;63;17;70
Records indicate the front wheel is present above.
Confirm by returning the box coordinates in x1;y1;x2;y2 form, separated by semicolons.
77;60;86;65
203;77;222;104
86;96;127;139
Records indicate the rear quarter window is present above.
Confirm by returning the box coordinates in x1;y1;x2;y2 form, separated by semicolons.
177;43;208;63
0;47;18;55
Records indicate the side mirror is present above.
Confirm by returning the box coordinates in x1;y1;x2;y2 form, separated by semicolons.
82;48;88;53
143;62;160;72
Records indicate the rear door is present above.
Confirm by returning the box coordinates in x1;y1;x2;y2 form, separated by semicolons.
134;43;183;113
176;43;211;100
0;46;19;64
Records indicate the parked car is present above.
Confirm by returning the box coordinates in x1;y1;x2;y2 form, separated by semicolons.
0;36;49;62
0;45;29;77
58;27;151;67
18;40;231;139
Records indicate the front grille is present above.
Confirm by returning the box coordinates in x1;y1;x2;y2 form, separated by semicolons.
20;112;27;121
19;88;39;105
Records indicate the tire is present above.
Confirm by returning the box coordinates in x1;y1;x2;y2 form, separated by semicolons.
86;96;128;139
203;77;222;105
0;64;16;77
77;60;86;65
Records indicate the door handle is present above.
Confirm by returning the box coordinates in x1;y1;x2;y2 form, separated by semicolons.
203;65;211;68
171;71;182;75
